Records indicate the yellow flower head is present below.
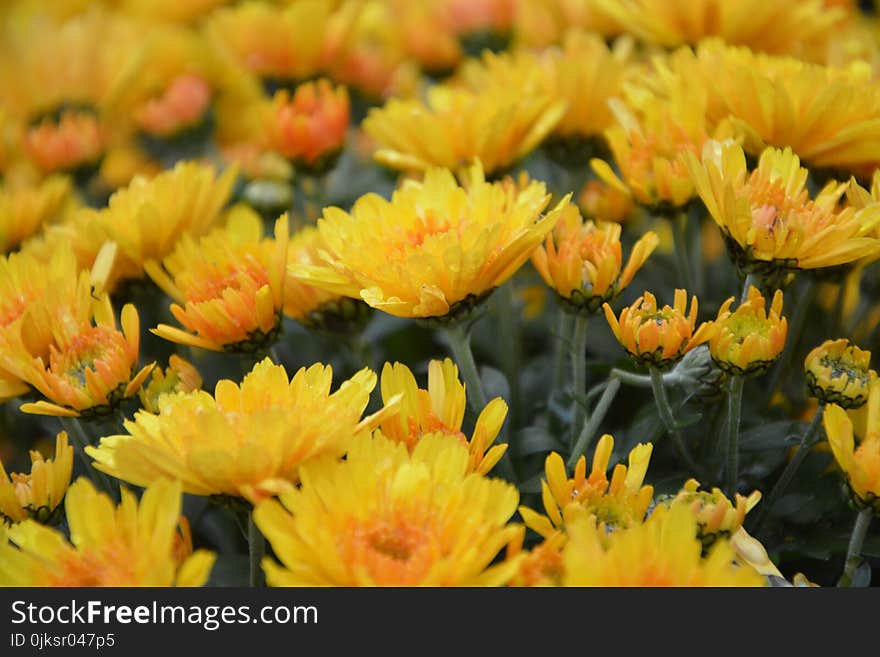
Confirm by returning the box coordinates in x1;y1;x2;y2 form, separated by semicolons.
705;286;787;376
663;478;762;551
138;354;203;414
147;209;289;353
518;435;654;539
505;527;566;587
823;374;880;513
134;73;213;139
378;358;508;475
805;339;873;409
291;161;569;321
362;82;566;176
0;176;76;254
88;358;383;505
0;432;73;525
24;109;105;178
83;161;238;290
686;139;880;276
253;432;521;586
0;478;215;586
578;178;634;223
603;288;713;370
532;205;659;315
562;502;766;586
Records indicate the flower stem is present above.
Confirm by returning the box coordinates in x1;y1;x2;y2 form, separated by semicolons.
766;276;816;397
59;417;120;501
570;316;589;443
649;366;703;477
568;376;621;470
552;309;572;394
445;322;488;411
726;375;745;498
741;272;758;303
750;405;824;533
672;211;695;293
838;508;873;587
496;283;521;430
248;510;266;588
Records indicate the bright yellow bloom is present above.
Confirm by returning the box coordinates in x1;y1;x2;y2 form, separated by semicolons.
805;339;873;409
518;435;654;538
291;162;569;320
531;205;659;315
705;286;787;376
378;358;508;475
362;83;566;176
823;375;880;513
591;0;842;58
561;502;766;586
253;432;521;586
603;288;713;369
664;478;762;551
0;253;153;418
505;527;566;587
138;355;203;414
686;140;880;275
0;176;75;254
147;209;288;353
0;478;215;586
88;358;385;505
113;0;234;25
578;178;634;223
0;432;73;525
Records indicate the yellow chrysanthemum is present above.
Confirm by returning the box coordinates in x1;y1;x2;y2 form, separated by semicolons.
805;339;873;409
113;0;235;25
705;286;787;376
87;358;386;505
591;0;842;58
0;478;215;586
146;209;288;353
561;502;767;586
0;432;73;525
686;140;880;276
505;527;566;587
137;354;202;414
378;358;508;475
603;288;713;370
518;434;654;539
531;205;659;315
253;432;522;586
0;252;153;418
577;178;634;223
362;82;566;176
291;162;569;320
823;374;880;513
663;478;762;551
0;176;76;254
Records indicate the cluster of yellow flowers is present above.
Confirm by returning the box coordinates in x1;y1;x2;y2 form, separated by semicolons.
1;0;880;589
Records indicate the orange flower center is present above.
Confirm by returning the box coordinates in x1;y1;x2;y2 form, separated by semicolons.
344;513;441;584
25;110;104;174
48;541;137;587
135;73;213;137
50;326;130;388
184;258;270;304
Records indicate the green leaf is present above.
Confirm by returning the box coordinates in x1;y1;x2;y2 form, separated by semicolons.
738;420;803;451
515;426;565;457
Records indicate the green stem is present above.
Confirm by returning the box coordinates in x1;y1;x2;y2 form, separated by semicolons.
59;417;120;501
552;309;572;393
248;510;266;588
672;211;695;293
609;368;657;387
649;366;703;477
766;276;816;397
445;322;488;411
688;208;705;298
751;405;824;533
570;316;589;443
726;375;745;498
741;272;758;303
568;376;621;470
496;283;521;430
838;508;873;587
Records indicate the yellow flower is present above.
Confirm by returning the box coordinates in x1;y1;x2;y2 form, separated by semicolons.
138;355;203;414
0;253;153;418
0;432;73;525
561;502;766;586
578;178;634;223
23;109;105;178
88;358;385;505
378;358;508;475
505;527;566;587
0;478;215;586
686;139;880;276
518;435;654;538
603;288;713;370
362;83;566;176
291;161;569;321
805;339;873;409
133;73;213;140
0;176;76;254
253;432;522;586
531;205;659;315
705;286;787;376
663;478;762;551
591;0;842;58
147;209;288;353
823;374;880;512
